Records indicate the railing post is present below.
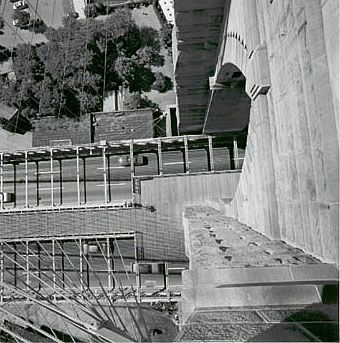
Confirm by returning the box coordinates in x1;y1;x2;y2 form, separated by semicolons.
13;163;16;208
50;149;54;206
76;147;81;205
0;153;3;210
134;233;141;302
107;155;111;202
0;242;4;302
25;241;29;292
107;237;112;290
130;142;135;202
82;158;87;204
61;242;65;289
102;147;108;204
208;136;214;172
59;159;63;205
183;136;190;174
52;239;56;300
233;135;240;169
25;151;29;208
37;242;41;291
79;238;84;293
36;161;39;207
157;140;163;176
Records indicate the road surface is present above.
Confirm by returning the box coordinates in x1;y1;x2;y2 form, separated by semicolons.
1;147;244;209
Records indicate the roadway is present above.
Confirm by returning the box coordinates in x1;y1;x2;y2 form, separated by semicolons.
1;147;244;209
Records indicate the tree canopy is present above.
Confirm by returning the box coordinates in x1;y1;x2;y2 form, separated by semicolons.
0;9;167;121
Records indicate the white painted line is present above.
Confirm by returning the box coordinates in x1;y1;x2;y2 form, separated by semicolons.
39;187;65;191
96;183;127;187
34;171;61;175
97;166;125;170
163;161;192;165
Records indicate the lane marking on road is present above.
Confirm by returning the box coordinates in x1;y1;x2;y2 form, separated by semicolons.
97;166;125;170
163;161;192;165
96;183;127;187
34;171;61;175
38;187;65;191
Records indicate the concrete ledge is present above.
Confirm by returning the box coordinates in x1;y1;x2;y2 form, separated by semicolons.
182;264;339;289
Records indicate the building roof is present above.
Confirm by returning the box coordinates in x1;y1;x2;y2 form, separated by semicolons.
0;59;14;76
0;102;17;120
93;108;155;141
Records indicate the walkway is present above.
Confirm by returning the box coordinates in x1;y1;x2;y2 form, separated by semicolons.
179;205;339;341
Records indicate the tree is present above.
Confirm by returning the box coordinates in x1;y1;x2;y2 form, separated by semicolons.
84;4;97;18
28;18;47;34
0;45;10;63
1;9;168;122
151;72;173;93
135;46;164;67
12;9;30;29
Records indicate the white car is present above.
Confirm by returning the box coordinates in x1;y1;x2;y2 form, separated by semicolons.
118;155;148;167
13;0;28;10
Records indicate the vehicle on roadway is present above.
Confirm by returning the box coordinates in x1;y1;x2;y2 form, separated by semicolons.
118;155;148;167
12;0;28;10
1;192;15;203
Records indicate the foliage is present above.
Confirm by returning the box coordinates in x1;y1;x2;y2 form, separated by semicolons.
0;45;11;63
84;4;97;18
123;91;159;110
28;19;47;34
12;9;30;28
151;72;173;93
1;9;170;122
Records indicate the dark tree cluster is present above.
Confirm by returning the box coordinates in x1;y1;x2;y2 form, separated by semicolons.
0;45;10;63
0;9;168;120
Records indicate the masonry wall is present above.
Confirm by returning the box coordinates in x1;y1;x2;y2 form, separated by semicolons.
214;0;339;263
